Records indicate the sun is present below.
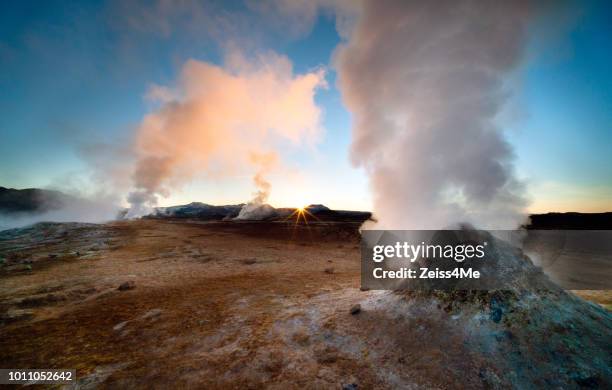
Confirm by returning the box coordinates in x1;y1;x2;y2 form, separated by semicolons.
287;205;318;224
295;206;308;222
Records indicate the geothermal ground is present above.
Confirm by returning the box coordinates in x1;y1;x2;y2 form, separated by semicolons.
0;219;610;389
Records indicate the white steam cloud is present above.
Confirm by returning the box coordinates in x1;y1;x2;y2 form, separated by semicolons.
127;51;326;217
335;0;533;229
0;190;121;231
234;152;279;220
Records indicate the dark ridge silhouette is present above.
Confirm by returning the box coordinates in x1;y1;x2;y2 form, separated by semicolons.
0;186;71;214
142;202;371;223
527;212;612;230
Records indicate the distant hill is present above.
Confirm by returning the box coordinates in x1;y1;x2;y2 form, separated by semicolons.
144;202;372;223
0;186;72;215
527;212;612;229
6;186;608;228
136;203;612;227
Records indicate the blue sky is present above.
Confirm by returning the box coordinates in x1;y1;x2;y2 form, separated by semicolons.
1;0;610;212
508;0;612;212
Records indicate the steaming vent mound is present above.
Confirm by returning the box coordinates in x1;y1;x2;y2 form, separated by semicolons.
150;202;243;220
362;228;611;388
234;203;278;221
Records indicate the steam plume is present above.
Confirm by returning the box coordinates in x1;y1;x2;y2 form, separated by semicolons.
252;172;272;205
335;0;533;229
127;51;326;216
235;152;278;220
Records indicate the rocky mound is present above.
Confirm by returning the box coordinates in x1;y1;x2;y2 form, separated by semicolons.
380;229;612;388
234;203;279;221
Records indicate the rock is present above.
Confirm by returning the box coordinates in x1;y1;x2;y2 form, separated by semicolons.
241;258;257;265
113;321;128;331
259;350;285;373
1;309;34;324
390;229;612;388
478;367;502;388
324;267;335;274
117;281;135;291
572;372;601;388
489;296;505;323
314;346;339;364
291;330;310;346
72;363;131;388
141;308;162;320
342;384;358;390
350;304;361;315
19;293;66;308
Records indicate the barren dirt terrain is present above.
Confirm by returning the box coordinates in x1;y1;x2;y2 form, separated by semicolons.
0;220;610;389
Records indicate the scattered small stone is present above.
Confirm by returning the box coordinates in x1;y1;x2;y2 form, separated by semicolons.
1;309;34;324
489;296;506;323
342;383;358;390
241;258;257;265
324;267;335;274
489;306;503;323
327;260;333;263
141;308;162;320
117;281;135;291
19;293;66;308
95;291;114;300
573;372;601;388
314;346;338;364
350;304;361;315
79;287;97;295
291;330;310;346
72;363;129;388
48;254;58;259
113;321;128;331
